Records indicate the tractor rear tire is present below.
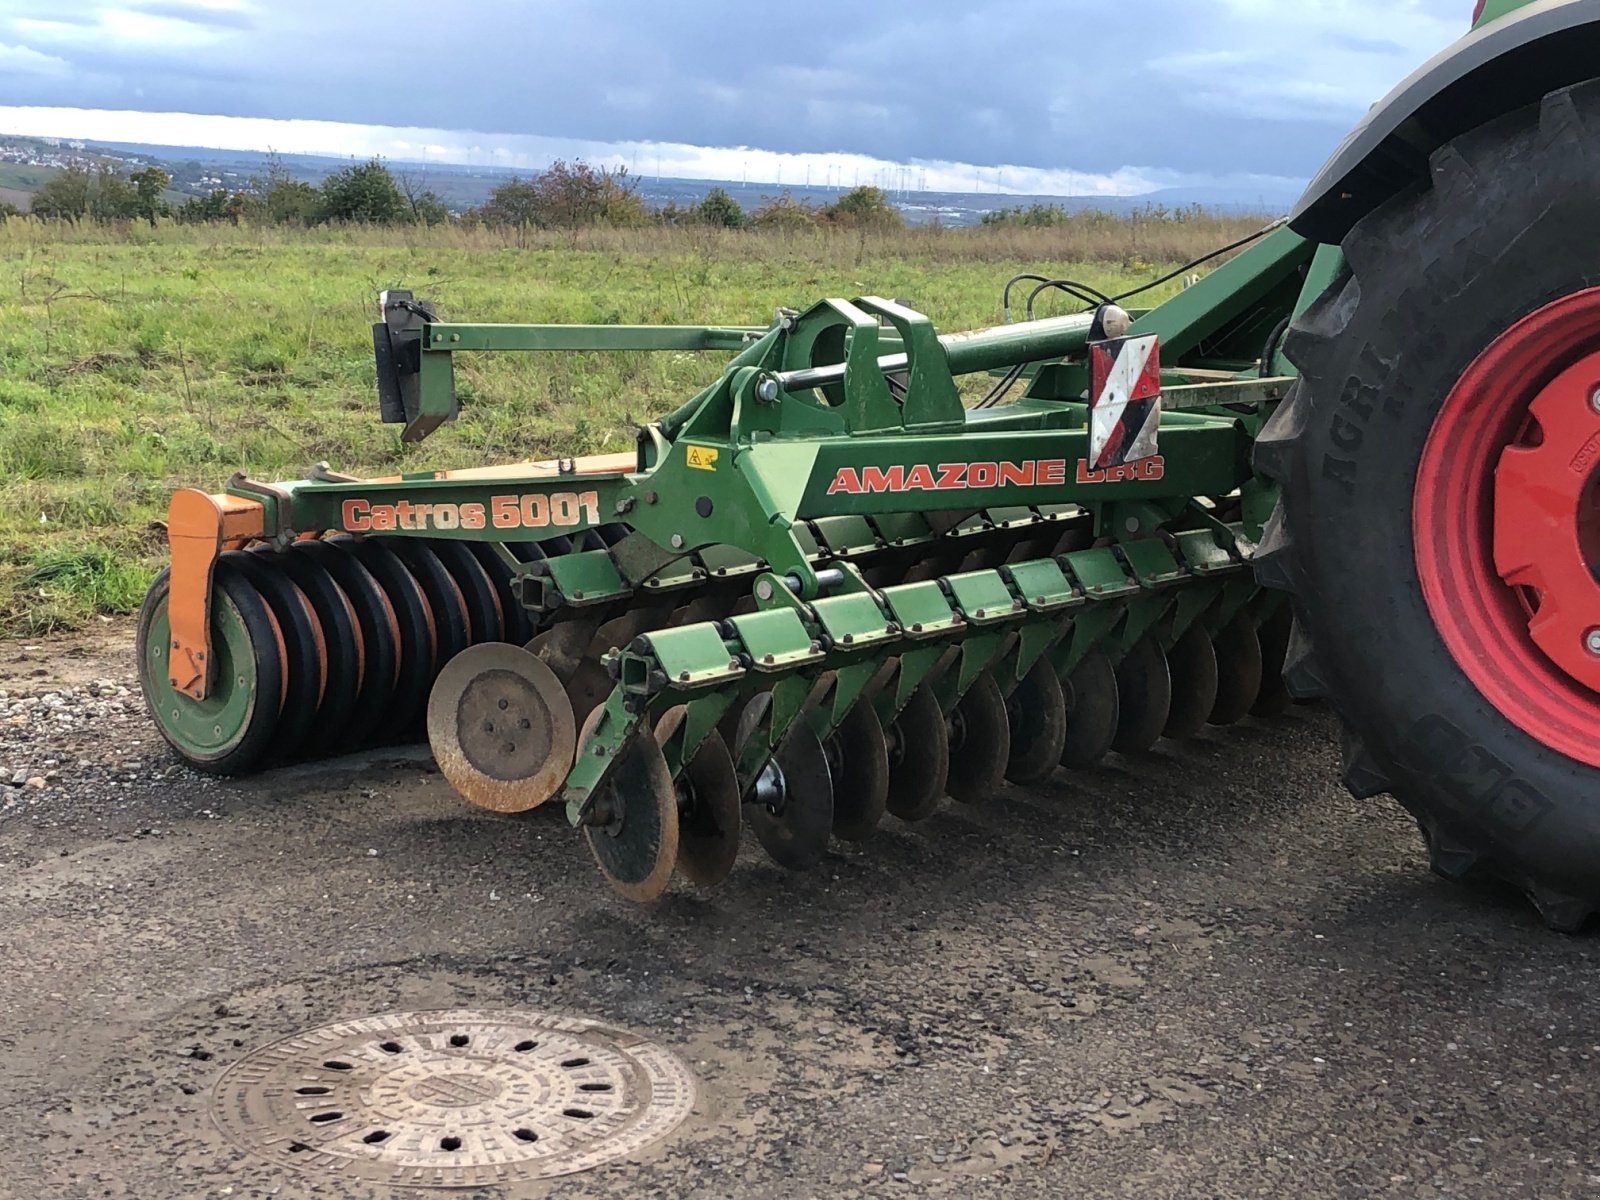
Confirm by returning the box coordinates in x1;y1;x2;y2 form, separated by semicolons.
1256;80;1600;932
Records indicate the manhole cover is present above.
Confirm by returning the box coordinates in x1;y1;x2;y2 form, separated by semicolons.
211;1009;697;1188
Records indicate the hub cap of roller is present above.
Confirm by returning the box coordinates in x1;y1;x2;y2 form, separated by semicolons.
1004;660;1068;785
946;672;1011;803
428;643;576;813
884;684;948;822
656;709;741;888
1415;288;1600;766
823;701;890;841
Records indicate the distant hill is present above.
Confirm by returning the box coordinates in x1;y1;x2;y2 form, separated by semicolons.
0;134;1301;224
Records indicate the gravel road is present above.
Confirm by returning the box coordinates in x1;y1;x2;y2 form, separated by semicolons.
1;623;1597;1200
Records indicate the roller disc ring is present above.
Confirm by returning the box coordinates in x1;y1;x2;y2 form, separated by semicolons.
884;684;949;822
334;536;437;735
429;539;507;646
427;642;577;813
736;697;835;871
1163;625;1220;741
946;672;1011;803
584;725;680;902
262;545;362;755
293;540;399;747
1061;650;1120;769
223;550;326;762
824;700;889;842
137;563;285;775
1208;615;1263;726
384;539;470;675
465;543;533;645
1004;660;1068;785
657;709;740;887
1252;606;1293;718
1112;638;1172;754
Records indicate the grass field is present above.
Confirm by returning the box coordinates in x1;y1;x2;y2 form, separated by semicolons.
0;213;1265;633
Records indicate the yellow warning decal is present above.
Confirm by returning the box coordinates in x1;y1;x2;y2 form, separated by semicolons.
686;445;720;472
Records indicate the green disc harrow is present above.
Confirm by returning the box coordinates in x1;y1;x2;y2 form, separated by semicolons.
139;224;1321;900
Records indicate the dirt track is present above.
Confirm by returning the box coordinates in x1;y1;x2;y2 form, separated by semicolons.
1;624;1597;1200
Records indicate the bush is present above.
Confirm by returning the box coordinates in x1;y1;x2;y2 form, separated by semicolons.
318;159;410;224
750;192;819;230
822;185;902;229
479;160;647;229
696;187;746;229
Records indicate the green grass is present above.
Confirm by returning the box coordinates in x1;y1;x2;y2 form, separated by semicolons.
0;162;60;192
0;215;1263;633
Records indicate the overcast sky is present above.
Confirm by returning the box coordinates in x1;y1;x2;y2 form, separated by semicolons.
0;0;1472;196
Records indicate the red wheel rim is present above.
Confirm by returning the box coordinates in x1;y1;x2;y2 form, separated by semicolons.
1414;288;1600;766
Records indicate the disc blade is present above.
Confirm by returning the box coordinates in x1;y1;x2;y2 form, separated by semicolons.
584;727;680;902
568;609;672;733
267;544;362;754
223;550;324;762
293;539;399;748
884;683;948;821
427;642;576;813
335;537;437;734
1252;606;1293;718
1061;649;1119;769
1004;660;1068;785
1208;615;1262;726
743;717;834;871
428;539;506;647
825;700;890;841
946;671;1011;803
384;539;470;674
1163;625;1220;741
657;710;740;888
1111;638;1171;754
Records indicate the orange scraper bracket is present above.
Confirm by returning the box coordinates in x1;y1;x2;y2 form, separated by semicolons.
165;489;267;701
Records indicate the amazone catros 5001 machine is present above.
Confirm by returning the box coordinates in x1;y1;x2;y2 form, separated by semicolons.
136;0;1600;928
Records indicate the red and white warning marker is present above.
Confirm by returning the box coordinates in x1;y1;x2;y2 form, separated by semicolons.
1088;333;1162;470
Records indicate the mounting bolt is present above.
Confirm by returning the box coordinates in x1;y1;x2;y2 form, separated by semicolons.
614;497;635;515
670;534;685;549
1591;387;1600;414
1587;629;1600;656
679;670;691;682
755;376;781;403
755;579;775;602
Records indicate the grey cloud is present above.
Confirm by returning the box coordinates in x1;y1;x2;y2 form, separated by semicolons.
0;0;1472;180
136;2;256;30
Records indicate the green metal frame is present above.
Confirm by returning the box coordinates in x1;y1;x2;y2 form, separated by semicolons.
195;222;1342;827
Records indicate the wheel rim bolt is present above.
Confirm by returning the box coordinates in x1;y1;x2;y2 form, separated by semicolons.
1586;629;1600;656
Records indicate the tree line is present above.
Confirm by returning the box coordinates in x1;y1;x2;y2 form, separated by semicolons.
15;156;905;231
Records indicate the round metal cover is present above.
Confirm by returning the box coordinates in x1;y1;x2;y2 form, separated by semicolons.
211;1009;696;1188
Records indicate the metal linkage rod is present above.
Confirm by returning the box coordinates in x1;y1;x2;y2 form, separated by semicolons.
774;312;1097;393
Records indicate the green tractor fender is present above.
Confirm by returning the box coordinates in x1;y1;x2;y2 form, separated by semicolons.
1292;0;1600;244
